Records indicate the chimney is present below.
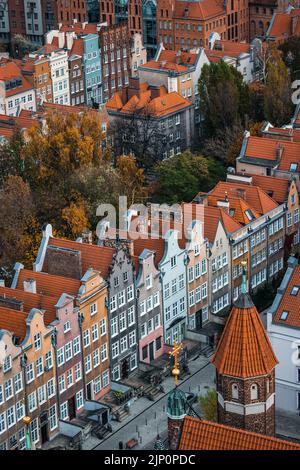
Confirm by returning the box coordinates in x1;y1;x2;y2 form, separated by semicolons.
82;230;93;244
276;143;283;160
236;188;246;199
217;199;230;213
0;295;24;311
23;279;37;294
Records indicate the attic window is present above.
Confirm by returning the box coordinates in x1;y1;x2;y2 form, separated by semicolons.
267;191;274;198
290;163;298;173
280;310;289;321
291;286;300;296
245;209;255;221
229;209;235;217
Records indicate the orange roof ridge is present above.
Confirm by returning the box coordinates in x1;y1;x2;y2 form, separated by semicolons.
179;416;300;450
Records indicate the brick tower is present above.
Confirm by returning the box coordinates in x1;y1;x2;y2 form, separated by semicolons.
212;261;278;437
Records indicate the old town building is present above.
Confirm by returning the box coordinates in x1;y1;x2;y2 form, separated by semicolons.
212;266;278;435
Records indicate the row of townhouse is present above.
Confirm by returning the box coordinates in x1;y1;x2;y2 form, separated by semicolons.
0;20;147;116
0;169;298;448
0;257;111;449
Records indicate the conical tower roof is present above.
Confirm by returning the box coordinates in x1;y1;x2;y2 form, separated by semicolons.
212;291;278;379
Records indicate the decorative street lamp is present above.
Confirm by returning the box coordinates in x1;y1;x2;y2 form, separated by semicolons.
23;416;32;450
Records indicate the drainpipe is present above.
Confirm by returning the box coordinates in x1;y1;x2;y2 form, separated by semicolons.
78;311;86;400
51;328;61;419
20;352;31;450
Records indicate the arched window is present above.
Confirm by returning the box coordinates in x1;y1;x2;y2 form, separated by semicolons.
250;383;258;400
232;383;239;400
259;21;264;35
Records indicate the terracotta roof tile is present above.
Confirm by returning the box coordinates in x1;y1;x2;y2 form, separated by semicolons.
273;264;300;328
212;294;278;378
47;237;115;280
158;50;197;66
0;306;28;341
179;417;300;450
250;174;289;204
208;181;278;215
0;286;57;325
16;268;80;297
174;0;225;20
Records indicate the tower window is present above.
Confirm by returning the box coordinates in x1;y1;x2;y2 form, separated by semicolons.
231;383;239;400
250;383;258;400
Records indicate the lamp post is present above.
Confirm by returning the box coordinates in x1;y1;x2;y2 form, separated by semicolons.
23;416;32;450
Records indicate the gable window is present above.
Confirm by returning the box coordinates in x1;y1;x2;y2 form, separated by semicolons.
291;286;299;296
171;256;177;268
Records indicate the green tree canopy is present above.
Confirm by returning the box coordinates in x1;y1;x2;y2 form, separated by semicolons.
199;61;250;137
152;151;226;204
199;388;217;422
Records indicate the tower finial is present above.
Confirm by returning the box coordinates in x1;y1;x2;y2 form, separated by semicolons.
241;259;247;294
169;340;183;386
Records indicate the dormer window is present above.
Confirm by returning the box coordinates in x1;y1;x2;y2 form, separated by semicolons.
280;310;289;321
290;163;298;173
245;209;255;221
291;286;299;296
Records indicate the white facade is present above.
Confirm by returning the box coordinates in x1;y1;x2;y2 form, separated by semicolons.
159;230;188;345
267;257;300;414
0;1;10;34
49;51;70;105
5;88;36;116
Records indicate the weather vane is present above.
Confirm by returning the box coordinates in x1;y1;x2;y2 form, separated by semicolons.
169;340;183;386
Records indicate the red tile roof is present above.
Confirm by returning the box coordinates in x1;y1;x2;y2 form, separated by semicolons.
273;264;300;328
106;81;192;117
0;286;57;325
16;268;80;298
0;306;28;341
46;237;115;280
141;60;188;73
244;136;300;170
173;0;225;20
179;417;300;450
158;50;197;66
212;294;278;378
250;174;289;204
208;181;278;216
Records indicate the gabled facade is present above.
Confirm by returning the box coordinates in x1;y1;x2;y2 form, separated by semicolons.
135;249;164;363
0;307;58;450
83;33;102;106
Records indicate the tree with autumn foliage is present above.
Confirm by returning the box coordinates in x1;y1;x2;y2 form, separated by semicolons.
263;45;293;127
0;176;41;280
116;154;147;206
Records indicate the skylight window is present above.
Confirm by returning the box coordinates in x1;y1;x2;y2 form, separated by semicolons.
290;163;298;173
245;209;255;221
291;286;300;296
280;310;289;321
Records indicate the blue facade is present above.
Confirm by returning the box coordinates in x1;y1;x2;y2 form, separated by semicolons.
82;33;102;106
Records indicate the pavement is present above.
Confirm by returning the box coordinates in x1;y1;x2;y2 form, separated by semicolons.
82;354;216;450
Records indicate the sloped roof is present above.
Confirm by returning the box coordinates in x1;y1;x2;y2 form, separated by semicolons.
250;174;290;204
208;181;278;215
0;286;57;324
243;136;300;169
46;237;115;280
179;417;300;450
212;292;278;378
173;0;225;20
0;306;28;341
16;268;81;298
106;82;192;117
158;49;198;66
204;205;242;242
273;264;300;328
